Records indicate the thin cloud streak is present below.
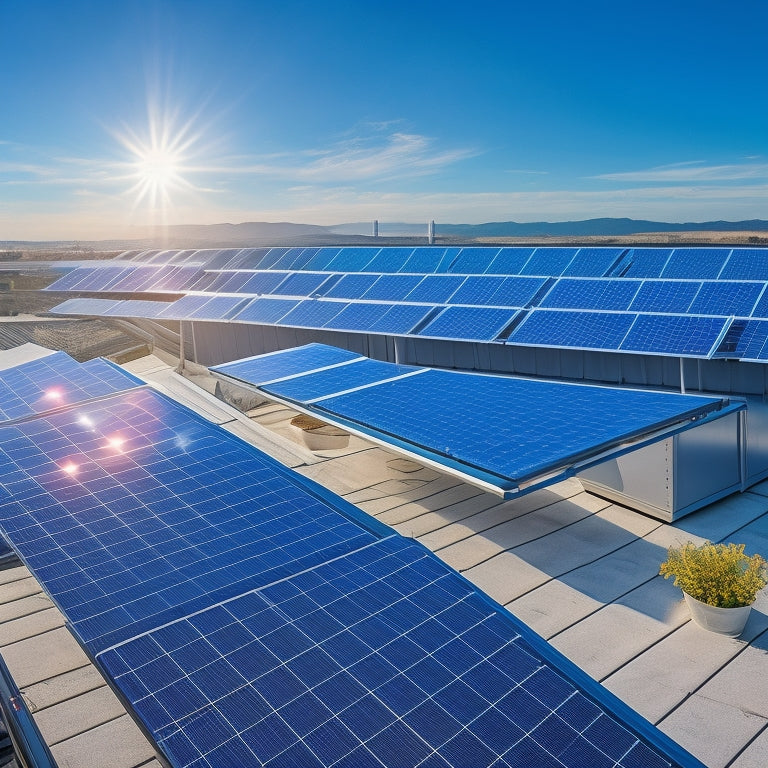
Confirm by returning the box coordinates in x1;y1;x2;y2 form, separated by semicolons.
594;161;768;183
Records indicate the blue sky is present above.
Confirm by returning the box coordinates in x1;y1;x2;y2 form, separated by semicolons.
2;0;767;239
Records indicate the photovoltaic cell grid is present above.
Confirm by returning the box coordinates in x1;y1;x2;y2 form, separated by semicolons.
216;344;725;488
100;534;694;768
0;351;142;423
0;386;384;654
0;353;704;768
416;306;518;342
509;310;636;351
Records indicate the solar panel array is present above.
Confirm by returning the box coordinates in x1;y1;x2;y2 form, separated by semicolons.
46;246;768;360
213;343;728;492
0;351;704;768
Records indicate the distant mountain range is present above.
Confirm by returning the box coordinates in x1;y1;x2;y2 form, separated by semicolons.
4;218;768;251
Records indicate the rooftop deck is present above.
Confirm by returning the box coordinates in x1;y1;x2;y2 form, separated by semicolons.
0;351;766;767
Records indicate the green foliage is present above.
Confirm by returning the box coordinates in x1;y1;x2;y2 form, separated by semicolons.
660;542;768;608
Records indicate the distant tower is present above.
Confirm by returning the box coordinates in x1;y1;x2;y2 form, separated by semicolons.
428;220;435;245
372;220;379;238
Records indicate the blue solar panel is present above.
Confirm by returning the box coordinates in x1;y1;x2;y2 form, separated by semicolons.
210;343;362;385
661;248;731;279
521;247;577;276
49;298;122;316
363;248;414;272
44;267;98;291
94;534;699;768
400;247;448;273
108;266;164;292
562;248;626;277
620;315;730;357
618;248;672;278
183;295;250;320
102;300;174;318
230;298;300;324
484;247;535;274
320;302;392;331
629;280;700;313
250;248;291;269
300;248;343;271
720;249;768;280
508;310;636;351
403;275;466;303
64;266;134;292
221;248;272;270
539;279;641;311
277;300;348;328
156;295;213;319
0;351;142;423
321;273;380;299
239;271;289;295
325;248;380;271
0;387;383;653
271;272;331;297
713;320;768;360
367;304;436;335
448;275;508;305
687;281;763;316
263;359;418;402
362;274;424;301
449;247;500;274
204;271;252;293
417;306;518;341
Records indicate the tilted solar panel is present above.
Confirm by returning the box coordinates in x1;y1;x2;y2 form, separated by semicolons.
618;248;672;278
210;343;362;385
319;302;392;331
628;280;700;314
204;271;253;293
484;247;535;274
416;306;518;341
362;274;424;301
156;295;213;319
277;300;348;329
661;248;731;280
539;278;641;311
300;248;344;271
44;267;100;292
367;303;437;334
619;314;730;357
403;275;466;304
321;273;380;299
49;298;122;317
230;298;300;324
522;247;578;276
687;281;763;317
0;351;142;423
239;271;290;295
719;248;768;280
712;319;768;360
101;300;174;318
363;247;415;273
400;247;453;273
508;310;636;351
271;272;331;297
448;246;500;274
448;275;509;305
182;295;251;321
562;248;626;277
324;247;380;272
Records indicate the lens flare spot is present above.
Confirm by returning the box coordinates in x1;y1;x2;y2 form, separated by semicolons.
61;461;78;475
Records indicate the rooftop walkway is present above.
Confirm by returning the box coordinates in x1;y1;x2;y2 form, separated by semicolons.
0;351;766;767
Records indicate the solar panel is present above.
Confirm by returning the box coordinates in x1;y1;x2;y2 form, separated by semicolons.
239;271;290;295
366;304;436;335
156;295;214;319
249;247;291;270
277;300;348;329
686;281;763;317
321;273;380;299
49;298;122;316
203;271;252;293
719;248;768;280
620;314;730;357
713;319;768;360
220;248;272;270
44;267;99;292
0;387;384;654
102;300;174;318
399;247;448;273
230;298;300;324
508;310;636;351
319;302;392;332
403;275;466;303
521;247;577;276
324;248;380;272
363;247;415;273
449;247;500;274
300;248;343;271
262;358;419;402
661;248;731;279
210;343;362;385
271;272;331;297
362;274;424;301
448;275;508;305
628;280;700;313
416;306;518;341
63;266;135;292
0;351;142;423
562;248;626;277
484;247;535;274
107;266;164;292
182;295;251;321
618;248;672;278
539;278;642;311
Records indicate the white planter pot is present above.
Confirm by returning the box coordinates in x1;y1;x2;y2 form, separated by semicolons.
683;592;752;637
292;425;350;451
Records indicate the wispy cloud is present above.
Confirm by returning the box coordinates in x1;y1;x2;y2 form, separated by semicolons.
593;160;768;183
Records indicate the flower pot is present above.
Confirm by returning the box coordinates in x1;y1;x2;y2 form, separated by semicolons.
683;592;752;638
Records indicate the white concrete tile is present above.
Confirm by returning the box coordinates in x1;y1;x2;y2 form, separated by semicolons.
2;627;90;687
0;607;64;647
730;726;768;768
23;666;107;713
659;694;766;768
